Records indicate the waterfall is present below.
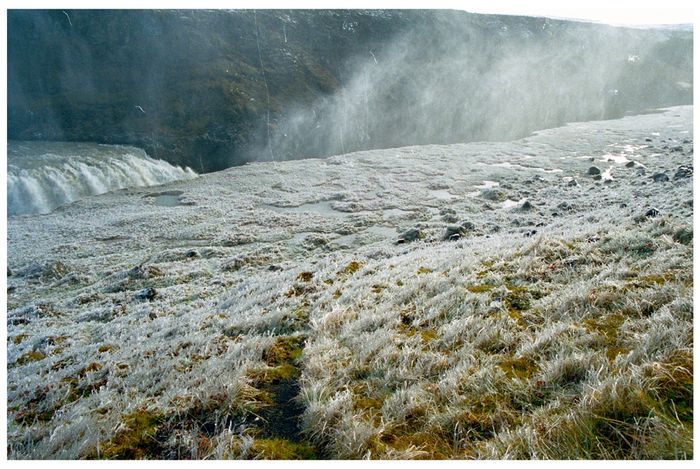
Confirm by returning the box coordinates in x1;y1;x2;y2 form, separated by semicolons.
8;141;198;216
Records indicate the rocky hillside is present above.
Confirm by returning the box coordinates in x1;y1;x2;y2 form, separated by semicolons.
8;10;693;172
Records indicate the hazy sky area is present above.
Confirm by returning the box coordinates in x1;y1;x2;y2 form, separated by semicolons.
463;1;694;26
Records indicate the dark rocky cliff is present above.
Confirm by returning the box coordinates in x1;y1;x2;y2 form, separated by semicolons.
8;10;693;172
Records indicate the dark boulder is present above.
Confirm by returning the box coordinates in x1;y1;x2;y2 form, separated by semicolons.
674;164;693;180
443;221;475;241
135;287;158;301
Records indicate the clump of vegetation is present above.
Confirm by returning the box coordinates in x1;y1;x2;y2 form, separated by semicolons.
98;408;165;459
339;261;364;276
15;350;46;366
249;438;317;459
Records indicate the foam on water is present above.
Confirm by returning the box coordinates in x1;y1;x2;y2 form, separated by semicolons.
8;141;197;216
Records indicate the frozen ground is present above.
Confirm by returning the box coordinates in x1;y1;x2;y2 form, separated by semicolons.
6;107;693;459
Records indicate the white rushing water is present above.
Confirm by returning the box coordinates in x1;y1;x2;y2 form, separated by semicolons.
7;141;198;216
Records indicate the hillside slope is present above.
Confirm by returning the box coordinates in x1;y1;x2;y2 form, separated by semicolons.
6;107;693;459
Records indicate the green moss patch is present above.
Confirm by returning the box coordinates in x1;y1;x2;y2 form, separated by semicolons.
467;284;495;294
98;408;165;459
339;261;364;276
249;438;317;459
498;356;538;380
297;272;313;282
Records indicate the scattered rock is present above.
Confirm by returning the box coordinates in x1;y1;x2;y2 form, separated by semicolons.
185;249;199;258
523;230;537;238
567;179;578;187
645;137;653;142
135;287;158;301
644;208;660;218
592;174;602;181
625;161;635;168
619;203;627;208
127;265;162;279
481;189;505;202
674;165;693;180
519;200;534;211
651;173;669;183
671;146;683;152
443;220;476;241
557;202;574;212
587;166;601;176
268;265;283;272
397;227;423;244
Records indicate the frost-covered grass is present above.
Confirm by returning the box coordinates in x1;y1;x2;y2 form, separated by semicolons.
296;217;692;459
6;107;693;459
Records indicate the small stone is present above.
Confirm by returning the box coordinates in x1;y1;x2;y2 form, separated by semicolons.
185;249;199;258
519;200;534;211
619;203;628;208
645;208;660;218
674;165;693;180
523;230;537;238
442;220;476;241
587;166;601;176
567;179;578;187
268;265;283;272
625;161;635;168
645;138;653;142
652;173;669;183
592;174;602;181
135;287;158;301
397;227;423;244
481;189;505;201
444;225;469;241
460;220;476;231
